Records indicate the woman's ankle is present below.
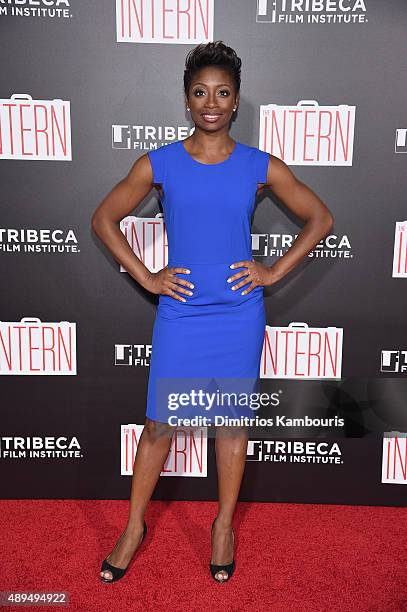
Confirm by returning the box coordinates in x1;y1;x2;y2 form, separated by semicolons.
214;515;233;529
125;519;145;535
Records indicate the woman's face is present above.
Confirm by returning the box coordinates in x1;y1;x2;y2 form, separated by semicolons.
185;66;239;132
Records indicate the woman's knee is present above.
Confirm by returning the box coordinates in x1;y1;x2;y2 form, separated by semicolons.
215;424;249;439
143;417;175;441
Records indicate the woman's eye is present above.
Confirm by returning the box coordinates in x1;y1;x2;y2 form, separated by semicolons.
192;89;230;97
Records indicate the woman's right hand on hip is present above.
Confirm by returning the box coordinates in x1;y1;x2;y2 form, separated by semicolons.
144;267;194;302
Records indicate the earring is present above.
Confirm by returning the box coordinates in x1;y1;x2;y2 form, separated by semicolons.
187;107;190;111
233;107;237;111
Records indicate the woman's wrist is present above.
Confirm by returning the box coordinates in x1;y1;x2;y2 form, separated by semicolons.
266;265;282;286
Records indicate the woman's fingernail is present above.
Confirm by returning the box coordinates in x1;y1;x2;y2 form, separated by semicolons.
230;264;234;269
227;279;231;283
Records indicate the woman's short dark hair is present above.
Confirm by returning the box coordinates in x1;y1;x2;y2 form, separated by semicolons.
183;40;241;97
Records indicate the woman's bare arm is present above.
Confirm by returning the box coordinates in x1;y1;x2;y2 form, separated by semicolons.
91;154;194;301
91;154;156;288
264;155;334;282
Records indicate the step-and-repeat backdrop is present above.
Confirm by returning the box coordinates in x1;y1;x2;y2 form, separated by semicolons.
1;1;406;505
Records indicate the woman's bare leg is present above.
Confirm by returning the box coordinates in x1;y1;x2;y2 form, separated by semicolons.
100;417;174;580
211;424;248;581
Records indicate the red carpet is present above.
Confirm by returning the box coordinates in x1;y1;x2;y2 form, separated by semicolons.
1;500;406;611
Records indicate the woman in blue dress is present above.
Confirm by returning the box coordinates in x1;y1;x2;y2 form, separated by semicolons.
92;41;333;584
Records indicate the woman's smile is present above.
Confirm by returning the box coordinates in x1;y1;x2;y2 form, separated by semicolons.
201;113;222;123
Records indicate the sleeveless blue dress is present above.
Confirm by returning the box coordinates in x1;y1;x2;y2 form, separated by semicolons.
146;139;270;425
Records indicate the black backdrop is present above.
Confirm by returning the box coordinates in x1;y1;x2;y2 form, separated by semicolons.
1;1;406;505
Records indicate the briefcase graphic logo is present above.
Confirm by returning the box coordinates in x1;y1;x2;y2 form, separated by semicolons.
381;432;407;485
0;94;72;161
116;0;214;44
392;221;407;278
120;213;168;273
260;322;343;379
0;317;77;375
259;100;355;165
121;424;207;477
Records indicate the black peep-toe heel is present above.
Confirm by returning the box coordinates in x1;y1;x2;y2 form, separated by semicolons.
100;520;147;583
209;516;235;582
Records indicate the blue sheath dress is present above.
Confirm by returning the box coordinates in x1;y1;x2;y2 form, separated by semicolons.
146;139;270;424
